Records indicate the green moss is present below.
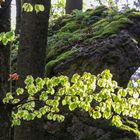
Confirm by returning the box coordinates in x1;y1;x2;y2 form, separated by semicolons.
93;18;109;27
112;14;125;20
93;17;132;39
45;49;76;76
48;16;76;37
47;31;80;62
60;21;79;32
56;32;72;40
46;45;58;61
47;32;73;60
48;6;110;56
47;30;83;61
68;33;83;42
127;11;140;18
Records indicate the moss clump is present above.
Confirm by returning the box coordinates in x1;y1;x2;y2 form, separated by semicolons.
92;17;133;39
127;11;140;18
60;21;83;32
48;14;74;35
47;6;109;61
46;31;80;62
45;49;76;76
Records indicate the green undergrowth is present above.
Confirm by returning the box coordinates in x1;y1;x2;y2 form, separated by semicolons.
46;5;140;75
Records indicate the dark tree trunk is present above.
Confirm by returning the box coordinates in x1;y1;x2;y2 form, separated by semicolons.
0;0;11;140
15;0;51;140
0;102;12;140
15;0;21;34
65;0;83;14
17;0;51;86
0;0;10;100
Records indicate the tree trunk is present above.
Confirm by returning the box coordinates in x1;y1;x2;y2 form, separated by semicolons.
0;0;11;139
15;0;21;34
17;0;51;86
15;0;51;140
65;0;83;14
0;102;12;140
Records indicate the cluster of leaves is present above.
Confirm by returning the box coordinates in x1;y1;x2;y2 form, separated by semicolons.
0;31;15;45
3;70;140;137
22;3;45;13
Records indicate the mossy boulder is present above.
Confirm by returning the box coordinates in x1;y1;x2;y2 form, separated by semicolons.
46;6;140;87
44;6;140;140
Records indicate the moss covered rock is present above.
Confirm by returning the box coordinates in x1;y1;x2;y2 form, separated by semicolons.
46;6;140;84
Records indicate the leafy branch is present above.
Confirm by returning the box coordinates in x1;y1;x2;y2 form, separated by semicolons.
3;69;140;137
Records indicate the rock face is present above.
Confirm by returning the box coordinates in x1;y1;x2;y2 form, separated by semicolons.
44;6;140;140
44;113;137;140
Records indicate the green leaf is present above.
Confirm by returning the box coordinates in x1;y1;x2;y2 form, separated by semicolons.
47;113;54;120
12;99;20;104
62;99;67;105
25;75;34;85
103;110;112;119
2;37;8;45
51;107;59;113
12;119;21;126
37;112;42;118
112;115;123;127
39;107;47;115
71;73;80;83
22;3;33;12
69;102;77;111
35;4;45;13
5;31;15;40
56;115;65;122
16;88;24;95
117;88;127;97
39;91;48;101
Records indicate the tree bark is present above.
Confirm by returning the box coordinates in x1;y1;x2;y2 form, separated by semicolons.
15;0;21;34
0;102;12;140
17;0;51;86
15;0;51;140
0;0;11;140
0;0;10;100
65;0;83;14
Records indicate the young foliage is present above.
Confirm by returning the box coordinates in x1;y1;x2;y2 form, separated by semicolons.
0;31;15;45
34;4;45;13
22;3;33;12
3;69;140;137
22;3;45;13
